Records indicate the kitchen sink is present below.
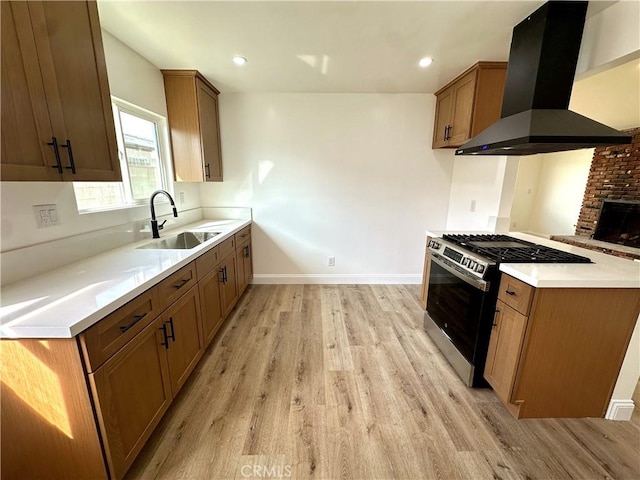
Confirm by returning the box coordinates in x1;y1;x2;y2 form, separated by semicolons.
137;231;221;250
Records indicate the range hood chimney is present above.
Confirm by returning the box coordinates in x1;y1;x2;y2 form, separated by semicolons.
455;1;632;156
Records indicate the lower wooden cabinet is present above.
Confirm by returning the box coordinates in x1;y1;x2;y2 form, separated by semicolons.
219;252;239;317
199;267;224;347
483;300;527;404
89;317;172;480
162;286;204;396
0;225;254;480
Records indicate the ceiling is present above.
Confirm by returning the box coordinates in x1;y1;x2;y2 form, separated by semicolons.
97;0;539;93
97;1;618;94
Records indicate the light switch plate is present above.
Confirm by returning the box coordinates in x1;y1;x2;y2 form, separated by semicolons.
33;204;60;228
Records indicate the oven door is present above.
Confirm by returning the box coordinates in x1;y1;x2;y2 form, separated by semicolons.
425;253;492;385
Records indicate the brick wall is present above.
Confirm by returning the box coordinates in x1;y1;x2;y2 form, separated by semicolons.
575;127;640;237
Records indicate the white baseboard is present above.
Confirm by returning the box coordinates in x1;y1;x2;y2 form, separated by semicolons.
605;399;635;421
252;274;422;285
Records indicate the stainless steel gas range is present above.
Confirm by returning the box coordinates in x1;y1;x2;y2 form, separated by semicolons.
424;234;591;387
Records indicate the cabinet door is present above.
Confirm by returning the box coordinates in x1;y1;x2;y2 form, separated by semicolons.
89;317;172;480
1;2;60;181
432;87;453;148
199;267;224;348
484;301;528;403
242;241;253;286
236;246;248;296
29;1;121;181
163;286;204;396
196;79;223;182
448;70;478;146
219;253;239;317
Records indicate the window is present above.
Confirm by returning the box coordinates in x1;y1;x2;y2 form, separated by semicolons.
73;98;173;212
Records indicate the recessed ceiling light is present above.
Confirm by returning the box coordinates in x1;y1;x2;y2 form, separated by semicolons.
419;57;434;68
232;56;247;66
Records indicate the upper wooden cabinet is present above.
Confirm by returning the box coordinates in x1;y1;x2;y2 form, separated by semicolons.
432;61;507;149
1;1;121;182
162;70;223;182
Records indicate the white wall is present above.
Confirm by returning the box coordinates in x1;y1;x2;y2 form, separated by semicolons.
445;155;518;232
0;31;201;257
200;93;450;283
526;150;592;235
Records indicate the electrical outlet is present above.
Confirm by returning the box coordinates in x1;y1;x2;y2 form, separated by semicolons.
328;256;336;267
470;199;476;212
33;204;59;228
179;192;185;205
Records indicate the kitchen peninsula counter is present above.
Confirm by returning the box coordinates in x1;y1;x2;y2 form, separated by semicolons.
0;219;251;339
426;230;640;289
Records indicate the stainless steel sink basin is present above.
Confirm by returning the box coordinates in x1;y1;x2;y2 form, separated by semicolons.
137;231;221;250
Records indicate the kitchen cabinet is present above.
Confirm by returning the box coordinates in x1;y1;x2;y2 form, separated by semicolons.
235;225;253;296
219;252;239;318
162;286;204;396
484;301;527;405
88;316;172;480
1;224;253;479
1;1;121;181
198;267;224;348
484;274;640;418
162;70;223;182
432;62;507;148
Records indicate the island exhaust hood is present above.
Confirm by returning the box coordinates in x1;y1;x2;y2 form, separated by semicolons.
455;1;632;156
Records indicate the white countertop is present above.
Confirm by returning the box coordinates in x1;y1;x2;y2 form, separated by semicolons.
0;219;251;339
426;230;640;289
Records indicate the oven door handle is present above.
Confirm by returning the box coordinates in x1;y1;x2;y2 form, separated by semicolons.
430;253;490;292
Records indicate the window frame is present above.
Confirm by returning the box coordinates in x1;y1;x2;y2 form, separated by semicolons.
73;97;174;213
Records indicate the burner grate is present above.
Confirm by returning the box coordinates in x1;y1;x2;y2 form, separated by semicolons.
442;234;592;264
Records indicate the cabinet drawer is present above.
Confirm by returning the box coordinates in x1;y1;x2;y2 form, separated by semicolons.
498;275;534;316
80;287;160;372
157;262;197;311
195;245;220;280
234;225;251;246
217;236;236;259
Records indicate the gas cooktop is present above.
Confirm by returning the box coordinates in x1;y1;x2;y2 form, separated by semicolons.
441;234;592;264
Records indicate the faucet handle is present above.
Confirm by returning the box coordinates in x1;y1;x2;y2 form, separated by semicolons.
159;220;167;231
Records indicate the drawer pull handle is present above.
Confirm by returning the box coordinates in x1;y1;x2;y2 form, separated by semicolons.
159;324;170;349
119;313;147;333
505;290;516;296
173;278;190;289
166;317;176;341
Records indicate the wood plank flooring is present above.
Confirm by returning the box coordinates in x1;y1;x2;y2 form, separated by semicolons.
125;285;640;480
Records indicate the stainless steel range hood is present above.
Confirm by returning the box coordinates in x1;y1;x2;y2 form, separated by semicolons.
455;1;632;156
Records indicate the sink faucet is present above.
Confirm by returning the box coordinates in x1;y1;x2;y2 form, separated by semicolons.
150;190;178;238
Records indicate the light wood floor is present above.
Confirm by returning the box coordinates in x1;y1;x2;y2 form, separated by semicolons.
126;285;640;480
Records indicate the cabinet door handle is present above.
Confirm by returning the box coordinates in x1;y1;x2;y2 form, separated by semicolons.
446;125;452;140
443;125;448;141
119;312;147;333
61;139;77;174
205;163;211;179
47;137;63;173
505;290;516;296
173;278;190;289
220;266;228;284
166;317;176;342
159;324;170;349
243;246;250;258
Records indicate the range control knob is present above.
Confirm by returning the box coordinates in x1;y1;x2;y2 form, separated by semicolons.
462;257;470;266
475;264;485;273
468;260;477;270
